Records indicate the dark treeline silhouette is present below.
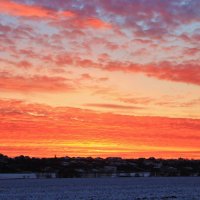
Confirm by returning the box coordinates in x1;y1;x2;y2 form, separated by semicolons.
0;154;200;178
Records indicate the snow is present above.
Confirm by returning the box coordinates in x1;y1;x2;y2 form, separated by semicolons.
0;177;199;200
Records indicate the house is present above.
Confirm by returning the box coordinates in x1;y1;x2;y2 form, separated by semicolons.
104;166;117;173
36;172;56;178
0;173;37;179
137;172;151;177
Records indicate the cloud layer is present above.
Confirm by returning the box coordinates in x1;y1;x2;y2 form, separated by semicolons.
0;100;200;158
0;0;199;158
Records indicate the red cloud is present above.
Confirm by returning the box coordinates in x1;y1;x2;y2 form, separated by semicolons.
81;73;93;80
183;47;200;56
142;63;200;86
44;52;200;86
0;73;74;92
105;61;200;86
48;53;200;86
17;60;33;68
119;97;154;105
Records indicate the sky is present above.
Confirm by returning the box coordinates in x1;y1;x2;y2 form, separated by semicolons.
0;0;200;158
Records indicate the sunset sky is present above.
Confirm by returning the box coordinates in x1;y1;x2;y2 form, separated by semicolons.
0;0;200;158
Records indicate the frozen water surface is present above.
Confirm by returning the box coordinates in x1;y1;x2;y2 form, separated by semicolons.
0;177;199;200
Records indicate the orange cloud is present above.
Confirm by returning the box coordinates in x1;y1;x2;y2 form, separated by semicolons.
0;100;199;158
84;103;143;110
0;0;74;19
83;18;111;29
52;17;112;30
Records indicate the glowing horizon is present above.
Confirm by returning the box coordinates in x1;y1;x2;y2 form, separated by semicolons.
0;0;200;159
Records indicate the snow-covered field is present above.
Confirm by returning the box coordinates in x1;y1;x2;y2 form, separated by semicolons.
0;177;199;200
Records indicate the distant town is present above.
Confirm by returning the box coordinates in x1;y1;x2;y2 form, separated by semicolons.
0;154;200;179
